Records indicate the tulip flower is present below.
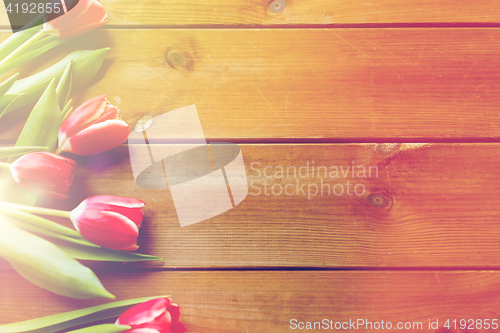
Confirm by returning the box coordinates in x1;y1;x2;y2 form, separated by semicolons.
116;297;186;333
43;0;108;39
57;95;130;156
0;152;77;199
70;196;145;251
0;1;107;72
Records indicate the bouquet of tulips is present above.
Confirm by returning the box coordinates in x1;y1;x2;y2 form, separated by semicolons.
0;2;187;332
0;0;159;300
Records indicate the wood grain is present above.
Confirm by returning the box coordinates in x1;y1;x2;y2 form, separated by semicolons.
2;0;500;27
2;29;500;142
1;270;500;332
1;143;492;269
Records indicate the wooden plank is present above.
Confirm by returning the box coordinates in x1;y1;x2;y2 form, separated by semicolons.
1;270;500;332
7;143;493;269
2;0;500;27
2;28;500;142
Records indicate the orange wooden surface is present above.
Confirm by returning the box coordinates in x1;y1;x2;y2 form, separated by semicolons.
1;0;500;331
1;143;488;269
3;29;500;142
2;270;500;332
3;0;500;27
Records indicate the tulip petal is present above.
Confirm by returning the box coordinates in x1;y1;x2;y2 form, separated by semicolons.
83;204;144;228
117;298;170;326
81;196;145;228
100;104;121;121
123;244;140;252
124;329;159;333
59;95;108;140
154;312;173;330
111;206;144;228
85;196;146;208
62;119;129;156
13;176;72;192
166;303;181;326
67;102;121;135
44;0;108;39
170;322;187;333
72;210;139;251
9;152;76;199
11;152;76;181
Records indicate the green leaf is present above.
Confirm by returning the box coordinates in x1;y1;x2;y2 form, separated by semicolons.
66;324;131;333
61;102;74;122
0;296;169;333
61;99;73;115
0;73;19;97
0;207;99;248
3;213;100;248
0;176;38;205
0;216;115;300
0;37;65;77
53;239;163;262
0;21;42;61
13;79;61;154
0;146;47;159
0;95;35;204
0;48;110;115
56;61;73;109
0;93;23;121
0;205;80;238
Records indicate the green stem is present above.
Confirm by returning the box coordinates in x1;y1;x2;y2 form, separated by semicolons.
0;207;99;247
0;162;10;170
0;29;48;67
0;36;65;77
66;324;132;333
0;202;71;218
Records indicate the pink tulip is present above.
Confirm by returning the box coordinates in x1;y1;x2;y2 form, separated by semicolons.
58;95;130;156
10;152;77;199
43;0;108;39
70;196;145;251
116;298;186;333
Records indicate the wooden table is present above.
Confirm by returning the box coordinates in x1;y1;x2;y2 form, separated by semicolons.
1;1;500;332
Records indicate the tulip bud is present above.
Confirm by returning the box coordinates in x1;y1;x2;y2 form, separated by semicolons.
116;297;186;333
70;196;145;251
43;0;108;39
58;95;130;156
10;152;77;199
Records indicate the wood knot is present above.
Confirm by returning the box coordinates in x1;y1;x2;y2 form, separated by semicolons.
367;192;392;209
166;48;192;70
358;189;394;211
268;0;286;13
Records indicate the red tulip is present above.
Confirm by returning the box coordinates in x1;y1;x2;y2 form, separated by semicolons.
58;95;130;156
116;298;186;333
43;0;108;39
10;152;77;199
70;195;145;251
